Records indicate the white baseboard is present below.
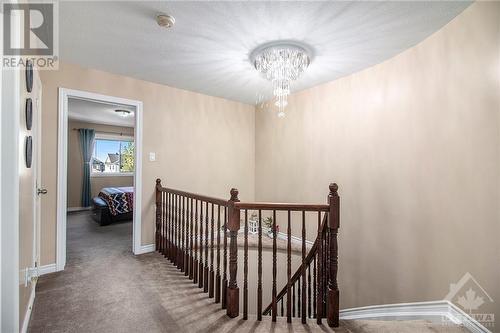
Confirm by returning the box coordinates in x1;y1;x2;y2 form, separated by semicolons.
67;206;92;212
21;281;36;333
38;263;57;276
446;301;492;333
135;243;155;255
276;231;314;246
340;300;491;333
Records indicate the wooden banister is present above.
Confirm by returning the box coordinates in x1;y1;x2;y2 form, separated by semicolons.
158;185;228;206
234;202;329;212
154;180;340;327
262;214;326;315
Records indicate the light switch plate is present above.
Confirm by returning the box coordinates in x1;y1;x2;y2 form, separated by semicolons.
149;152;156;161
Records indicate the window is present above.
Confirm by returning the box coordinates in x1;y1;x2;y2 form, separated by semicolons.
91;134;134;175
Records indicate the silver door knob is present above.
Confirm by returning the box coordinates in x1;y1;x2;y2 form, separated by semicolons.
37;188;48;195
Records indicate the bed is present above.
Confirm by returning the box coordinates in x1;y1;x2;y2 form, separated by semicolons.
92;187;134;225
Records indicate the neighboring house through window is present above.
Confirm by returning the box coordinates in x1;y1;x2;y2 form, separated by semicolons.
91;133;134;176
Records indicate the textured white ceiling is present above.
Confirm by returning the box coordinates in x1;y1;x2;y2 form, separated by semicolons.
60;1;471;105
68;98;135;127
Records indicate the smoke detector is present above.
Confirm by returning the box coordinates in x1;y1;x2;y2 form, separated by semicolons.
156;14;175;29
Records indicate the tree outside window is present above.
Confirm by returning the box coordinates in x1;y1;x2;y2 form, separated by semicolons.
92;138;134;174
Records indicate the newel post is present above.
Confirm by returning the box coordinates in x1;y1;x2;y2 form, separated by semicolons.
226;188;240;318
155;179;162;251
327;183;340;327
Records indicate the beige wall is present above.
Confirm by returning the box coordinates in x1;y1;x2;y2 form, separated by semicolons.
256;2;500;318
40;63;255;265
67;120;134;208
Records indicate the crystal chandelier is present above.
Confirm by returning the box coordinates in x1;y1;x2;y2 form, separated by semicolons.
253;43;310;117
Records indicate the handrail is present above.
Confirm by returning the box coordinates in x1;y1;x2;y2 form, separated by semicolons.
262;213;327;315
157;185;228;206
234;202;329;212
158;185;331;212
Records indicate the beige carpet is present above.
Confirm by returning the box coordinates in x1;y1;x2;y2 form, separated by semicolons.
28;211;469;333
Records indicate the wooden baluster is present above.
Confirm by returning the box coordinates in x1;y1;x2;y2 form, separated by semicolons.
281;297;284;317
168;192;172;261
292;282;296;317
317;212;323;324
180;196;186;275
301;211;306;323
313;254;317;319
286;210;292;323
198;201;204;288
222;207;228;309
167;192;171;260
171;194;174;263
308;262;312;318
226;189;240;318
204;202;209;293
174;194;178;264
243;209;248;320
272;209;277;322
184;197;189;275
297;276;301;318
174;194;177;263
174;194;178;263
215;205;221;303
179;196;182;269
173;194;177;265
170;193;177;265
324;220;328;317
155;179;161;251
193;200;198;284
178;195;182;269
159;191;163;254
189;198;194;279
257;209;262;321
163;192;167;256
209;203;215;298
160;190;164;254
327;184;340;327
161;192;168;257
182;196;185;273
164;192;167;257
182;196;186;272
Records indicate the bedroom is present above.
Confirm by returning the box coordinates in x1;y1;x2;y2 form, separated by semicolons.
67;97;136;251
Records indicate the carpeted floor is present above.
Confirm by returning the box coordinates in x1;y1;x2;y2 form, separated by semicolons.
28;211;469;333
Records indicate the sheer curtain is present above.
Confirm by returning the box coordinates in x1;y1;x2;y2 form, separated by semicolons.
78;128;95;207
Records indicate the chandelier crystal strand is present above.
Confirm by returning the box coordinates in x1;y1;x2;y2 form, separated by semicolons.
254;44;310;117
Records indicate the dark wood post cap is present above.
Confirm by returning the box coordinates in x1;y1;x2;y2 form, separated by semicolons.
230;188;239;201
329;183;338;195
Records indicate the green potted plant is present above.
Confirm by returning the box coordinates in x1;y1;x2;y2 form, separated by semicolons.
263;216;278;238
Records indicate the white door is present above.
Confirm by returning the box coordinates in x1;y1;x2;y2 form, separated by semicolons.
33;73;44;273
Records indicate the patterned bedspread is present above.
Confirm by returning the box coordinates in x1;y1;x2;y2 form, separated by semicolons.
98;187;134;216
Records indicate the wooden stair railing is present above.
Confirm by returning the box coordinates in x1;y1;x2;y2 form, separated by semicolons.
155;179;340;327
262;214;326;321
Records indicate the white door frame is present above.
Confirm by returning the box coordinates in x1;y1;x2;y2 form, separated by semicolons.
57;88;144;271
1;8;21;332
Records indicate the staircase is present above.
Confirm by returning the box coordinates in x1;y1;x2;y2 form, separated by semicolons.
155;179;340;327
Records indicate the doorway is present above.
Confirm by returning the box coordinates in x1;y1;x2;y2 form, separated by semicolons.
57;88;143;271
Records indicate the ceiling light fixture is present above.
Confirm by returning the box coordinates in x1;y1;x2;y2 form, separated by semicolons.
156;14;175;29
115;109;132;118
252;42;310;117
